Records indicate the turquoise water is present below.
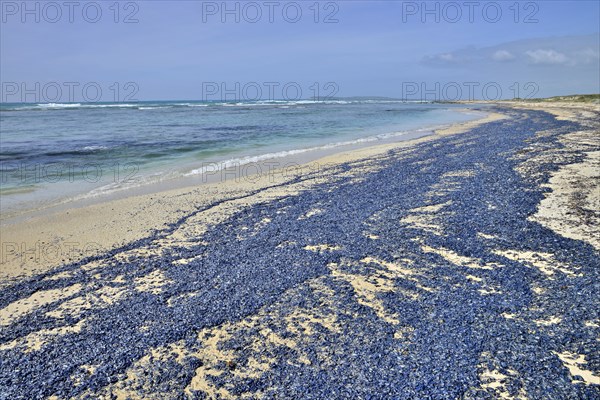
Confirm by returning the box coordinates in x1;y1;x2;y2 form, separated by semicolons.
0;100;481;215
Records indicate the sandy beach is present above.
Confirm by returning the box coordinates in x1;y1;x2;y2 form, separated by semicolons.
1;103;599;398
0;109;502;284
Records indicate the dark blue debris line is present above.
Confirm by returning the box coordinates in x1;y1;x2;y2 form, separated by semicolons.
0;107;598;399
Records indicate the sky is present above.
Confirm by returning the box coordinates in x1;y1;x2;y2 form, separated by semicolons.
1;0;599;101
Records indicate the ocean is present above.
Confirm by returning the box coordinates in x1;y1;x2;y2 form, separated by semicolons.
0;100;483;217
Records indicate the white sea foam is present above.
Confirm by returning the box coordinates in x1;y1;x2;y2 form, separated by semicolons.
37;103;82;108
65;127;428;201
174;103;209;107
22;99;420;112
80;104;138;108
36;103;141;109
82;145;109;151
182;129;427;177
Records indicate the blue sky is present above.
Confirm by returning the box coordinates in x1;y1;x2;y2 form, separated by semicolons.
1;0;599;101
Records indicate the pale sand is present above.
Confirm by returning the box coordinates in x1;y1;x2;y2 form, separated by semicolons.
0;110;506;286
504;101;600;251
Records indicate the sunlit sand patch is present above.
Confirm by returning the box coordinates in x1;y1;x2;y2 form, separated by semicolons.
81;364;97;375
275;240;297;249
283;307;341;337
480;369;509;390
238;217;274;239
304;244;342;252
450;138;477;148
442;169;476;178
531;285;545;295
477;351;527;399
331;160;390;185
415;158;434;166
361;257;415;277
329;267;400;324
410;200;453;213
420;166;479;202
184;283;344;398
421;245;495;270
298;207;324;220
400;214;443;234
479;368;525;399
513;144;568;183
364;257;432;293
0;319;86;353
91;320;265;399
478;287;502;295
113;247;165;264
328;257;426;335
153;237;208;254
463;273;501;295
172;255;202;265
88;277;346;399
92;340;200;400
134;269;172;294
252;216;271;229
530;150;600;251
420;174;459;200
79;259;109;273
166;291;200;307
0;283;82;326
466;274;483;282
45;285;128;320
41;270;75;282
421;244;507;294
534;316;562;326
400;201;451;235
180;357;224;396
555;351;600;385
494;249;581;277
428;181;462;197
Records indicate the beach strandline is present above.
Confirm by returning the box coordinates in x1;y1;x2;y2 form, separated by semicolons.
0;110;506;285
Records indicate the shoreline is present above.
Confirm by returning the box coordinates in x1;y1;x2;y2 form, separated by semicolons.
1;102;598;398
0;109;503;284
1;104;484;222
1;107;487;223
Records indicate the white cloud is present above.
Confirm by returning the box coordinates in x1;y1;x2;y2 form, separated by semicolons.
421;52;463;65
492;50;515;62
525;49;568;65
436;53;456;62
576;48;600;64
422;35;599;71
